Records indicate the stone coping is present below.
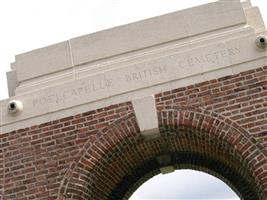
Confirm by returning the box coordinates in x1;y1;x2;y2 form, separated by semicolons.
1;0;266;133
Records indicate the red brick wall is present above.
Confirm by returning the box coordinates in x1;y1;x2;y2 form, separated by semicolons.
0;66;266;199
0;102;133;199
156;66;267;143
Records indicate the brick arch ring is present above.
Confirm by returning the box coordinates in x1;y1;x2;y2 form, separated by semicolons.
57;106;267;200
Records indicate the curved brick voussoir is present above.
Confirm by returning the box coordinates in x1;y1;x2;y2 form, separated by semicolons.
158;108;267;196
58;108;266;200
58;113;141;199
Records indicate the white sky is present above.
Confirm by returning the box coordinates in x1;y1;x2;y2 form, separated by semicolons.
130;170;239;200
0;0;266;199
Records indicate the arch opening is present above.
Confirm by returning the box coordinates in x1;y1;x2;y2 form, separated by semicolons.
59;110;266;200
114;150;256;200
129;169;240;200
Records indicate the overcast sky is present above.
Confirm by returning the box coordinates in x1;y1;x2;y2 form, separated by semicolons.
130;170;238;200
0;0;266;199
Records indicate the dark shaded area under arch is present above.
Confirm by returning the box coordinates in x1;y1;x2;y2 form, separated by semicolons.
108;151;258;200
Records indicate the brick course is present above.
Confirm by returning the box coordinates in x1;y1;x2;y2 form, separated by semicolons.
0;66;266;199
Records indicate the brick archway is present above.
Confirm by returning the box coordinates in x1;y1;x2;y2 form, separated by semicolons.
2;1;267;199
58;107;267;200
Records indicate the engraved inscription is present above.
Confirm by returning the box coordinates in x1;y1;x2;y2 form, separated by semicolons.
32;78;112;107
125;64;167;82
178;47;241;68
31;46;242;108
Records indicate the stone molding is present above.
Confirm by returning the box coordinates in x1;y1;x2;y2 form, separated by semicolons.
1;0;266;133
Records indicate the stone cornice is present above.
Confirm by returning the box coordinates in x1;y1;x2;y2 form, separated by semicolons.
1;0;266;133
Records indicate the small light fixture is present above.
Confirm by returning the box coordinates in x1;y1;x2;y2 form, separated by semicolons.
7;100;23;115
255;35;267;49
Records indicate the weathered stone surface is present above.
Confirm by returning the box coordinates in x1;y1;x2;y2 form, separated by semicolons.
132;96;160;138
14;41;73;82
6;70;18;97
70;1;246;66
1;30;266;130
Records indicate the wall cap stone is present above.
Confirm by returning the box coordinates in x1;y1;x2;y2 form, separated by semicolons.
1;0;266;133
